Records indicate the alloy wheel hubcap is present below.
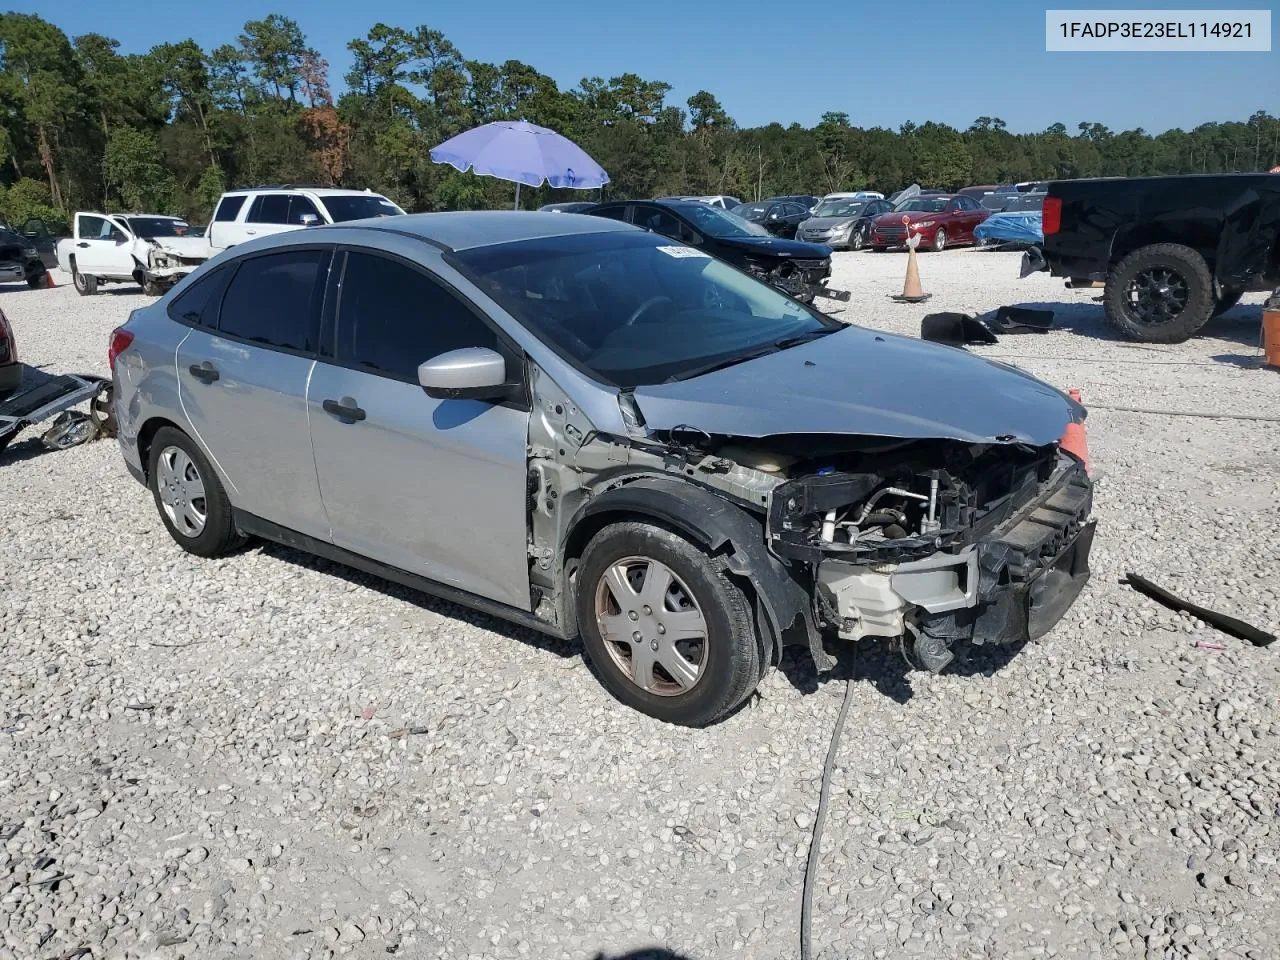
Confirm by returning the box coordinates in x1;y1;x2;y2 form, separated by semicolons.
1126;267;1189;325
594;557;708;696
156;446;208;537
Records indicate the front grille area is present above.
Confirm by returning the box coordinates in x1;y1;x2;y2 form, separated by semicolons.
875;226;907;240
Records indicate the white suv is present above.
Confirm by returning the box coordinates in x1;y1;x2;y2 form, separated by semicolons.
206;186;405;250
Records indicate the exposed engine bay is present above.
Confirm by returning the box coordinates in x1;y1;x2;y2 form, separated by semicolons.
525;370;1095;675
744;256;851;304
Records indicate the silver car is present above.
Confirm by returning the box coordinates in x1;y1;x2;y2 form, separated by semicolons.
110;212;1096;726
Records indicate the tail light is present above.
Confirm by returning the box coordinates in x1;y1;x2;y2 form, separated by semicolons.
108;327;134;371
1042;196;1062;236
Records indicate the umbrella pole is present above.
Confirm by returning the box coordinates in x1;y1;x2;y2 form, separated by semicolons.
514;183;521;210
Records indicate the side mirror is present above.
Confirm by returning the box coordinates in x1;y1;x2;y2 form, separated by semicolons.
417;347;513;401
299;214;320;227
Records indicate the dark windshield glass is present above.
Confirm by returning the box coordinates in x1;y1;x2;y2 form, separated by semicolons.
453;231;838;388
1006;193;1047;211
897;198;949;213
320;195;404;222
731;203;770;220
126;217;189;238
670;204;770;238
813;200;866;218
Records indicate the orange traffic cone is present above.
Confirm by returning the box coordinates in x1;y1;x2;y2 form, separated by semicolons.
1060;387;1091;474
43;271;56;288
890;228;931;303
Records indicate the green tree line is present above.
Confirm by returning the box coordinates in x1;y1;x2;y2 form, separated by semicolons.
1;11;1277;227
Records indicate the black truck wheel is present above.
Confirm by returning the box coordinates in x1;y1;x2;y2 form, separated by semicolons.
1103;243;1214;344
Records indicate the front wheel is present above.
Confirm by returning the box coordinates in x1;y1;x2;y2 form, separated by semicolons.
850;227;867;251
575;522;764;726
72;265;98;296
1103;242;1213;343
932;227;947;252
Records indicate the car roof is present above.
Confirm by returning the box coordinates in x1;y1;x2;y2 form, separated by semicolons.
222;187;387;197
309;210;634;252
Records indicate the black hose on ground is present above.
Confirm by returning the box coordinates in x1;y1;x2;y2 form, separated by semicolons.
800;676;856;960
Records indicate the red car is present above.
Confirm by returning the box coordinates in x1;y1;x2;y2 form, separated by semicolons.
870;195;991;252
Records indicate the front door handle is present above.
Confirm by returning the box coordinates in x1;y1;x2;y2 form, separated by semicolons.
76;241;89;248
188;362;219;383
322;397;366;423
245;230;257;236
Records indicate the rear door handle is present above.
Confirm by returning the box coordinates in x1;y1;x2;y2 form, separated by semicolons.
76;242;89;248
322;397;366;422
188;362;219;383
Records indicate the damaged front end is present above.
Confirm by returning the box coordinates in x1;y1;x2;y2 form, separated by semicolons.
137;241;208;288
745;255;851;304
763;438;1094;671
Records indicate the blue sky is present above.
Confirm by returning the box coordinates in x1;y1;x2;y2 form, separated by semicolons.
23;0;1277;133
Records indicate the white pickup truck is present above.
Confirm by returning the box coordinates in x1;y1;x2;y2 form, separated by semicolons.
55;213;212;296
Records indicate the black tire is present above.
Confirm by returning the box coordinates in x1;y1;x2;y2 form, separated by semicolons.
850;227;867;251
932;227;947;252
1212;287;1245;317
1103;243;1213;344
575;522;764;726
871;245;887;253
26;269;46;290
142;279;165;297
71;263;98;296
147;426;243;557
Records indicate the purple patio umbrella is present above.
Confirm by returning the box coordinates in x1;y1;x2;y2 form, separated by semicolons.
429;120;610;209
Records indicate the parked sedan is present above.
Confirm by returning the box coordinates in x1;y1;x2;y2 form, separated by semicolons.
729;200;810;239
589;199;843;303
870;194;990;252
796;197;895;250
110;211;1094;726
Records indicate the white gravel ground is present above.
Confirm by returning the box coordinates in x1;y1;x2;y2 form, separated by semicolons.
1;250;1278;960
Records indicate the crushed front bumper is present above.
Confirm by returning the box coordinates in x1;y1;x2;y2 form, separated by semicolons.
815;460;1095;665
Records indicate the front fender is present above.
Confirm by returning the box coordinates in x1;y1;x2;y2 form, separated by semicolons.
570;476;825;670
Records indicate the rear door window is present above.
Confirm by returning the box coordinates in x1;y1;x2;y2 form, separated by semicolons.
246;194;291;225
217;249;329;353
213;196;247;222
590;205;631;223
334;251;500;383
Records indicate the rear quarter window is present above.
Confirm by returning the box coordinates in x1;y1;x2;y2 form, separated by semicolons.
213;196;247;222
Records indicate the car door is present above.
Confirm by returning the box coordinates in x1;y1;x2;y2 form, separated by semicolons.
780;202;806;238
306;247;531;609
74;214;137;278
20;219;58;268
241;193;298;242
963;196;989;235
174;246;333;540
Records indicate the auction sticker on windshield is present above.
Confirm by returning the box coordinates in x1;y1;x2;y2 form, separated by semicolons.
1046;9;1270;50
656;245;711;258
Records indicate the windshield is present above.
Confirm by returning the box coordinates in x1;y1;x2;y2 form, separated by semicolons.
673;204;770;238
896;198;949;213
813;200;866;218
320;195;404;222
730;202;770;221
453;231;838;388
125;217;189;238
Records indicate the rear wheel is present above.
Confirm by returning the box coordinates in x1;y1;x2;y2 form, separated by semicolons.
147;426;243;557
575;522;764;727
1104;243;1213;343
72;263;97;296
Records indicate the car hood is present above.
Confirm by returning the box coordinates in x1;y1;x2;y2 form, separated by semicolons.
632;326;1080;445
145;236;212;258
799;216;858;230
715;235;833;258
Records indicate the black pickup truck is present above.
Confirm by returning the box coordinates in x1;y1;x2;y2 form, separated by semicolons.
1022;174;1280;343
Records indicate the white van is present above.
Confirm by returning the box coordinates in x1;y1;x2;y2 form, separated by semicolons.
207;186;405;250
